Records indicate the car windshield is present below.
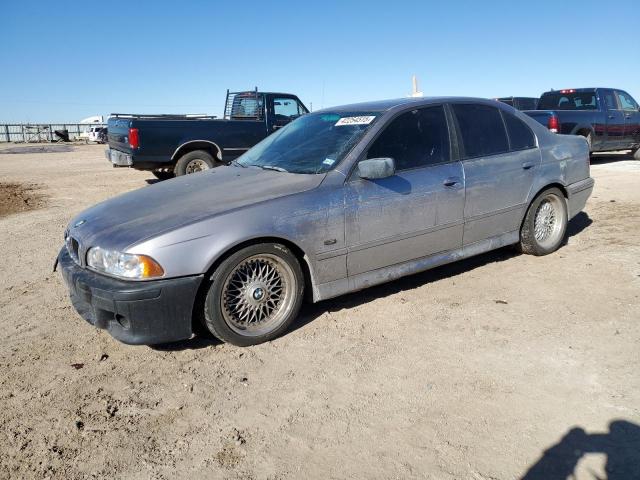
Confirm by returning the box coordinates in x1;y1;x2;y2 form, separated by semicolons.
237;111;380;174
538;92;598;110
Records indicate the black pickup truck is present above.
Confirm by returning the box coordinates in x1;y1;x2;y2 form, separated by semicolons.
495;96;538;110
106;90;309;178
524;88;640;158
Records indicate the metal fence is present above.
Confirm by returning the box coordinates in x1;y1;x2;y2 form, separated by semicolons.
0;124;107;143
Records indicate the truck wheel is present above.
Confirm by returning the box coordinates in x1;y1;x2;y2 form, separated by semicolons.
518;187;568;256
202;243;305;346
174;150;218;176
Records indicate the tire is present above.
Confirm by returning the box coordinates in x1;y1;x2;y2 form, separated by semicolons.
632;148;640;160
518;187;568;256
174;150;218;176
152;170;175;180
202;243;305;346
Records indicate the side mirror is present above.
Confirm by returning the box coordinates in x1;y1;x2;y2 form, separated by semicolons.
356;157;395;180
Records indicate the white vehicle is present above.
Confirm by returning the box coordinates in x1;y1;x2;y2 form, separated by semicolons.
87;126;107;144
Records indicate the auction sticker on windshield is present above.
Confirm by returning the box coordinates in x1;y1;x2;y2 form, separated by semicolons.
335;116;376;126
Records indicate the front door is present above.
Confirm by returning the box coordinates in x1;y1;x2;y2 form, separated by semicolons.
616;90;640;148
451;103;539;245
345;105;465;276
601;89;626;150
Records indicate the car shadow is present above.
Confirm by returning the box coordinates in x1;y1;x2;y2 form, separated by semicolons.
520;419;640;479
151;335;222;351
290;212;593;337
155;212;593;351
565;211;592;238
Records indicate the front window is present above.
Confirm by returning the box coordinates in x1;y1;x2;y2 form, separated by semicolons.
616;91;639;111
538;92;598;110
237;111;379;174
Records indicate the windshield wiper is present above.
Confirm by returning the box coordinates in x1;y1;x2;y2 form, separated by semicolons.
258;165;288;172
228;159;247;168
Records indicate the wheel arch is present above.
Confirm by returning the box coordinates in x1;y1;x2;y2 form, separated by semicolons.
190;235;315;333
520;182;569;232
171;140;223;162
572;124;595;139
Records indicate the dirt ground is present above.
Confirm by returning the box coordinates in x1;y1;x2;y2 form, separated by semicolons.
0;144;638;479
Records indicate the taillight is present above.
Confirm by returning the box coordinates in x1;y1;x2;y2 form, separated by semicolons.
547;115;560;133
128;128;139;149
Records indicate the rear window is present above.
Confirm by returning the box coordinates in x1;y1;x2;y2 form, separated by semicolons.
452;103;509;159
538;92;598;110
231;95;264;118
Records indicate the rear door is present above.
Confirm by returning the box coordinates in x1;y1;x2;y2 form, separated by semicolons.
452;103;539;245
616;90;640;147
601;89;626;150
345;105;464;276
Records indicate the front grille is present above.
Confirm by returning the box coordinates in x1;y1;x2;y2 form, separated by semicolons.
66;234;80;264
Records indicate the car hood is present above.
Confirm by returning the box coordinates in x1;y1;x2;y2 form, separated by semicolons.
67;166;325;251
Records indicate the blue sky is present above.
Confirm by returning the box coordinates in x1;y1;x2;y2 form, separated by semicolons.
1;0;638;122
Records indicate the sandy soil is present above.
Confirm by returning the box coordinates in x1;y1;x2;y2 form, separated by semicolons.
0;145;638;479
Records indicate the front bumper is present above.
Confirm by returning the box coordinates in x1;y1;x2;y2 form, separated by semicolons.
58;247;203;345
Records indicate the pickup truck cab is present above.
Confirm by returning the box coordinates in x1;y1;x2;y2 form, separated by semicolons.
524;88;640;158
495;97;539;111
106;90;309;178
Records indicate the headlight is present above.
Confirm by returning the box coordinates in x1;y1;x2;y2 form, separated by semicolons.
86;247;164;280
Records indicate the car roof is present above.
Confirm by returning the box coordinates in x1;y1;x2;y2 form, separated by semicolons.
313;96;501;114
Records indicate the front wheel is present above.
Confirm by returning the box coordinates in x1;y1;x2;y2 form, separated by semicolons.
202;243;305;346
518;187;568;256
174;150;218;176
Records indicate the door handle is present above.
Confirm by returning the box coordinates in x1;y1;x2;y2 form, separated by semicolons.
522;162;535;170
443;177;459;187
625;114;632;119
608;115;616;119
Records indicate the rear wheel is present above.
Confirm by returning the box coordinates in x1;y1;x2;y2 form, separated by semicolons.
174;150;218;176
202;243;305;346
518;187;568;256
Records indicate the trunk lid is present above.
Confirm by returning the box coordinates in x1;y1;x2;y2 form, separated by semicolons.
107;117;134;153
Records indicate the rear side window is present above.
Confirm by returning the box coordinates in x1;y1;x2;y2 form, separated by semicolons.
367;105;450;170
502;111;536;151
452;104;509;158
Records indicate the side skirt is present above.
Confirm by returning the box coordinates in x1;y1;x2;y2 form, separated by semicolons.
313;230;519;302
